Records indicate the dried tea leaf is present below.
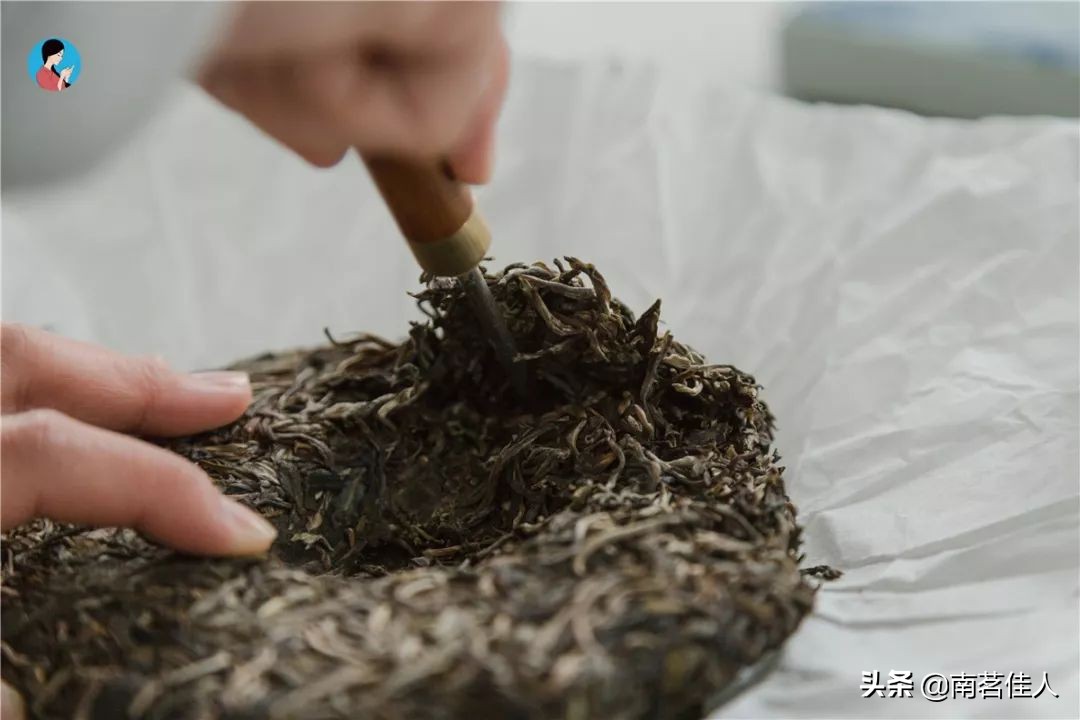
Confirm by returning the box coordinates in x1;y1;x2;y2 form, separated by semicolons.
1;259;833;720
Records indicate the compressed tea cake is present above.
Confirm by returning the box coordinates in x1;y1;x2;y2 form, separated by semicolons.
1;259;831;720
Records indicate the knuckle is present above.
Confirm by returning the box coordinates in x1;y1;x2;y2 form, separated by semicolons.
126;356;172;430
0;322;34;362
128;354;171;389
0;324;34;411
4;408;71;454
133;353;171;379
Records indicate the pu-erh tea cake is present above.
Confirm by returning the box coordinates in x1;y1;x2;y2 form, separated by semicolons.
1;259;833;720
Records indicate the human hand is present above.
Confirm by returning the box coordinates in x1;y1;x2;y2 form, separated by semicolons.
60;66;73;80
0;325;278;718
199;1;509;183
0;323;277;553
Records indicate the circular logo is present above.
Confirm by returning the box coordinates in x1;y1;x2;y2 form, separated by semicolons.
27;38;81;93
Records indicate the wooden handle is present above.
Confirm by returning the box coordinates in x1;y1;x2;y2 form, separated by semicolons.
363;155;491;277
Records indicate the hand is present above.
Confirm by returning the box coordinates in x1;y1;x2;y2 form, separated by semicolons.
198;1;509;183
1;323;277;553
60;66;73;80
0;325;278;720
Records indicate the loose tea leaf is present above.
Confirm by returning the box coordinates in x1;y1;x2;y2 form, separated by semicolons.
1;259;834;720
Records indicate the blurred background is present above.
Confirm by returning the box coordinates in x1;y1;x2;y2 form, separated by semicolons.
5;1;1077;364
508;2;1078;117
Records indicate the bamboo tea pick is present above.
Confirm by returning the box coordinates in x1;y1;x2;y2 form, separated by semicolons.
362;154;527;398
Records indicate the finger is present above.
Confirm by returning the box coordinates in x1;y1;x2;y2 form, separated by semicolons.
1;409;277;555
303;5;503;161
199;60;349;168
447;33;509;184
206;1;377;58
1;682;25;720
1;324;251;437
296;48;457;159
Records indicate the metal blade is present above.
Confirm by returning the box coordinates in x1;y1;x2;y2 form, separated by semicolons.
459;266;528;399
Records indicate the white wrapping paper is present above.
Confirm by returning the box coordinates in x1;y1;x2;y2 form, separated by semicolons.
3;57;1078;718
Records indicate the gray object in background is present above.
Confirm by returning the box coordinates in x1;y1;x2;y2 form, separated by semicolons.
1;1;227;191
782;1;1079;118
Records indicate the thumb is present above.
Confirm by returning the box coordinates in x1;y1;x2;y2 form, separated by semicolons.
447;35;509;185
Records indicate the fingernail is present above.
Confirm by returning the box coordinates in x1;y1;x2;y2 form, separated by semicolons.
220;498;277;554
186;371;250;392
1;682;26;720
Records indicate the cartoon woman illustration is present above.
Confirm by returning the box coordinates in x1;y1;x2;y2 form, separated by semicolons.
35;38;74;92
